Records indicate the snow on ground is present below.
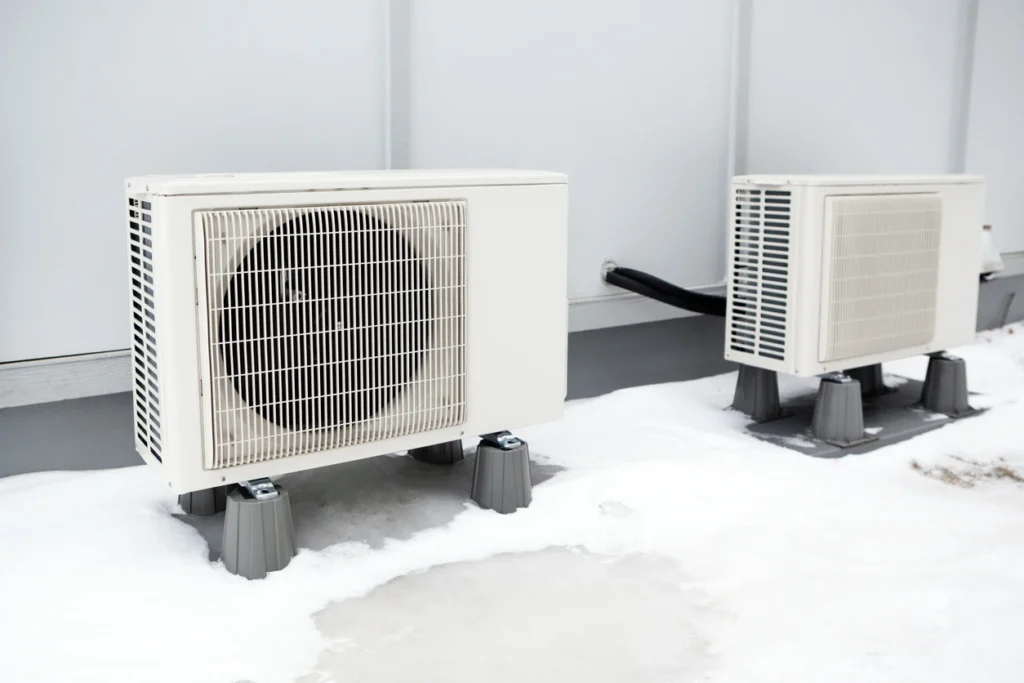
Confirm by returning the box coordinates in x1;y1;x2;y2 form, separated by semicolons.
3;325;1024;683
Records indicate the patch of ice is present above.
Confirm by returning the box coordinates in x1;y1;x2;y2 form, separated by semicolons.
301;549;713;682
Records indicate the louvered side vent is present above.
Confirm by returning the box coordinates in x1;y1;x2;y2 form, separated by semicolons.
730;188;792;362
819;194;941;362
128;198;163;462
201;201;468;469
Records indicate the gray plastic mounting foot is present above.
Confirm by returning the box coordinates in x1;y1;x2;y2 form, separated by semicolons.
811;374;875;447
847;364;892;398
178;485;230;516
732;365;784;422
410;440;466;465
471;432;532;515
921;353;973;417
222;484;296;580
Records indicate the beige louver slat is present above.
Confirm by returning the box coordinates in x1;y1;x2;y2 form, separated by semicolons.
819;194;941;363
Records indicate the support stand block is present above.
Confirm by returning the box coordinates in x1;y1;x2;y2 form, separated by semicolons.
410;439;466;465
812;375;876;448
471;432;532;515
222;484;296;580
847;364;893;398
921;353;974;417
732;365;784;422
178;485;230;516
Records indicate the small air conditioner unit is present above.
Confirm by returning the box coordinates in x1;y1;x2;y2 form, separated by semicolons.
725;174;984;377
125;170;568;495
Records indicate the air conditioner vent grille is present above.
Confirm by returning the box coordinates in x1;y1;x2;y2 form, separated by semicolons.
201;201;467;469
128;198;162;461
819;194;941;362
729;188;791;362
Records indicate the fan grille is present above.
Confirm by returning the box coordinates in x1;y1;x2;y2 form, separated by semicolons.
201;202;467;469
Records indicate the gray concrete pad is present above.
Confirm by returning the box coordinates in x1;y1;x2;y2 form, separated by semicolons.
746;377;983;458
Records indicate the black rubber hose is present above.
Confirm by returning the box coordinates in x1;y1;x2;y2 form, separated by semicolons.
603;269;693;311
617;268;727;316
604;266;727;317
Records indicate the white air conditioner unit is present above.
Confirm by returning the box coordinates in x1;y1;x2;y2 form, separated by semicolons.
125;170;568;493
725;174;984;377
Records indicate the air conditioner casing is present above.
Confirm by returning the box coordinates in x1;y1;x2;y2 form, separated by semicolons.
725;174;984;378
125;170;568;493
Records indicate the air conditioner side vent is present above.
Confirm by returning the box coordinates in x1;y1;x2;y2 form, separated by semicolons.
729;188;792;362
128;197;163;462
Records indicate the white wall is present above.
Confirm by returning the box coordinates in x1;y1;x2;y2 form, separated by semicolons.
966;0;1024;253
1;0;1022;365
0;0;386;363
406;0;735;309
745;0;963;175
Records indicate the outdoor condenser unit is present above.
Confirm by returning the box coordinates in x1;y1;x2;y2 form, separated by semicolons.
725;175;985;377
125;170;568;494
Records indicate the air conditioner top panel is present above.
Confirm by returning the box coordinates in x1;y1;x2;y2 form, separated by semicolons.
734;174;984;187
127;169;568;196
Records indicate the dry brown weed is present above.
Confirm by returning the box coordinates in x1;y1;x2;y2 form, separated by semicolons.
910;456;1023;488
